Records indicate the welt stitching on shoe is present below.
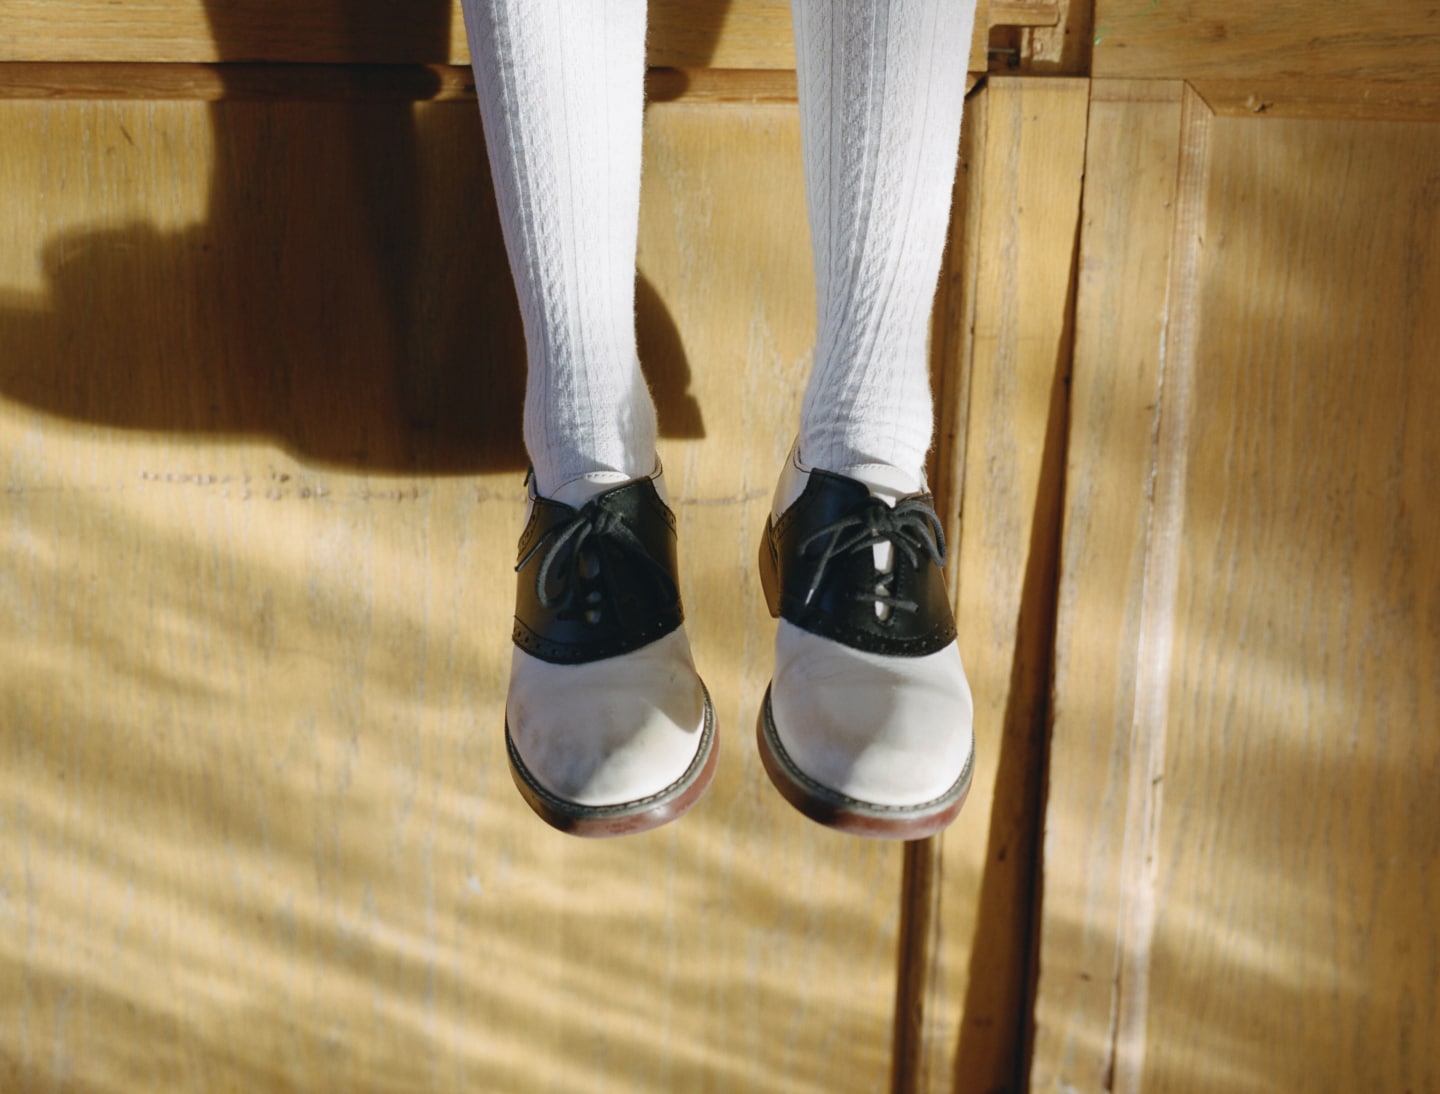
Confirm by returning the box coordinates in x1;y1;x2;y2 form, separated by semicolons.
785;617;956;658
763;698;972;815
507;689;715;818
512;616;681;664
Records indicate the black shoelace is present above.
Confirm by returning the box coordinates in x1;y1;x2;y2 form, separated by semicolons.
797;497;946;615
517;502;677;624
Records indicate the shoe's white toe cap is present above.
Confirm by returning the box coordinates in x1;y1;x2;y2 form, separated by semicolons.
506;628;709;807
770;620;974;808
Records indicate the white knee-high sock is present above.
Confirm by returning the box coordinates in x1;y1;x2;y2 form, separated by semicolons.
791;0;975;482
464;0;656;496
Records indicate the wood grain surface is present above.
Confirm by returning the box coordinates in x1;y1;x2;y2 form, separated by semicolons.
1092;0;1440;82
0;64;804;105
8;3;1439;1089
910;76;1090;1094
0;93;919;1093
1028;78;1190;1094
1190;77;1440;123
1031;78;1440;1093
1136;103;1440;1094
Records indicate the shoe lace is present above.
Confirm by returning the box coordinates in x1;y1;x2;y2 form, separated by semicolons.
516;502;677;624
797;497;946;615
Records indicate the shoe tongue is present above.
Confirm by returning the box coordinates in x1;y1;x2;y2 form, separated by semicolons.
834;462;923;507
549;471;634;509
832;463;925;622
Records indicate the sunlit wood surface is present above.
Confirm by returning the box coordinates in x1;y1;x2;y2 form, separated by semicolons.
9;3;1440;1092
0;94;921;1093
909;76;1090;1094
1031;79;1440;1093
1092;0;1440;82
1025;78;1185;1094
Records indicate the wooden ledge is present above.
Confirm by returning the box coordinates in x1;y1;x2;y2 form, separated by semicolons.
0;62;474;101
0;63;808;104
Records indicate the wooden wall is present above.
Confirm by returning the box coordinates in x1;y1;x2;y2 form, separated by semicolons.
0;5;998;1092
3;1;1437;1092
916;4;1440;1093
1028;79;1440;1094
0;88;903;1094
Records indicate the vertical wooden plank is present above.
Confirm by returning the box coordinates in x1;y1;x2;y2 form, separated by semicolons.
902;76;1091;1094
1034;85;1440;1093
1107;85;1213;1094
1136;110;1440;1094
1027;78;1188;1094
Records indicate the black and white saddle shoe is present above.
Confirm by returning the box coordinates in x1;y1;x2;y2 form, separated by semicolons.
507;464;717;837
757;446;974;840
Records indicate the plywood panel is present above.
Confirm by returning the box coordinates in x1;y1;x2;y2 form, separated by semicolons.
905;77;1091;1094
1092;0;1440;82
1136;109;1440;1094
1027;78;1189;1094
1033;80;1440;1093
0;93;911;1092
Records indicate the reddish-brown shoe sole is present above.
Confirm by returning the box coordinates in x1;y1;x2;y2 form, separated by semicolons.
756;687;971;841
506;685;718;838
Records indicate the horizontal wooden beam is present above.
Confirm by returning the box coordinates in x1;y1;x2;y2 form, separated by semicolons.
0;63;803;104
0;62;474;101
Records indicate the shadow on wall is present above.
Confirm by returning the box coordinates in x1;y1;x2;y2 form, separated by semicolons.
0;0;716;474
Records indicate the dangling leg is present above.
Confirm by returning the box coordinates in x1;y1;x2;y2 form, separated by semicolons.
794;0;972;480
757;0;977;838
466;0;655;496
465;0;716;835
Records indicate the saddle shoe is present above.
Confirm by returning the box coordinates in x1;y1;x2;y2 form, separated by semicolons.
757;446;974;839
507;464;717;836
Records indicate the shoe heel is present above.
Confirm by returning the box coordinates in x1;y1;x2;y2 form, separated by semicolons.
758;524;781;618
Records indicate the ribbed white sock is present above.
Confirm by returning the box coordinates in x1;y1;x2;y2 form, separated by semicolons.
464;0;656;497
791;0;975;483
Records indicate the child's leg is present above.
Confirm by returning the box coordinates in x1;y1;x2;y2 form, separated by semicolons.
464;0;655;496
792;0;975;481
757;0;978;839
465;2;715;837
